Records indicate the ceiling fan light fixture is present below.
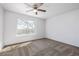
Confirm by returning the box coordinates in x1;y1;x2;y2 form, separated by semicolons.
33;9;37;12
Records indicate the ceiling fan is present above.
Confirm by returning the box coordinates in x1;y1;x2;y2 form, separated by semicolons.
24;3;46;15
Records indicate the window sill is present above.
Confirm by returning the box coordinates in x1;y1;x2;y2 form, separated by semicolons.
16;33;36;37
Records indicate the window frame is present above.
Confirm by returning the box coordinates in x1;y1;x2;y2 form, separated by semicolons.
16;19;36;36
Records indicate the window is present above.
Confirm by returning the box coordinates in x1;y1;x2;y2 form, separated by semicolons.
16;19;35;35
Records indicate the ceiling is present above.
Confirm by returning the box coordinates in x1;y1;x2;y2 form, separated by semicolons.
1;3;79;19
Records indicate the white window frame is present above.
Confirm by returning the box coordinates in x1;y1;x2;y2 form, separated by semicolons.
16;19;36;36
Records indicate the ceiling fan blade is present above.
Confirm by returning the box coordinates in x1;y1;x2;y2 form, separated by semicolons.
26;9;34;12
24;3;33;8
38;9;46;12
33;3;43;8
38;3;43;7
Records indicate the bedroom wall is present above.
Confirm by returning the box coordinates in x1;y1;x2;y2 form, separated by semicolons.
46;9;79;47
0;6;4;48
4;10;45;45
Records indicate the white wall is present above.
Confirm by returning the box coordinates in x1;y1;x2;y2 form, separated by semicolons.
0;6;4;48
4;10;45;45
46;9;79;47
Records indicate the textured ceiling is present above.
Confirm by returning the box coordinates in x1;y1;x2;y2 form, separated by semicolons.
1;3;79;19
